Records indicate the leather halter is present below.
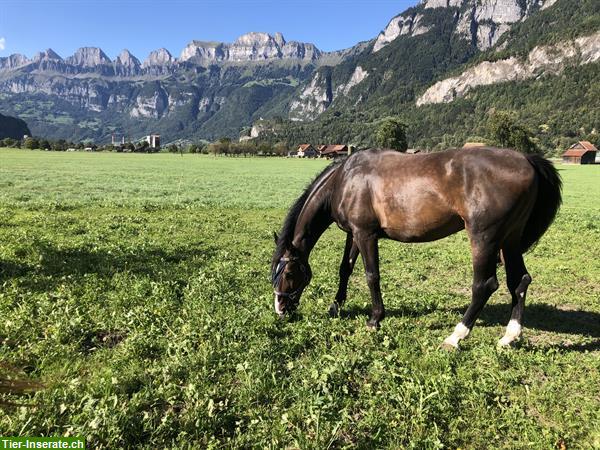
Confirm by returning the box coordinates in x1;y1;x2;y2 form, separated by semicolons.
272;256;306;299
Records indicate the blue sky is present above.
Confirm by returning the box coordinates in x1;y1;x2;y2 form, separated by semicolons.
0;0;417;60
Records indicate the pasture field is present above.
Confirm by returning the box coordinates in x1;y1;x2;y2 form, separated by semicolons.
0;148;599;449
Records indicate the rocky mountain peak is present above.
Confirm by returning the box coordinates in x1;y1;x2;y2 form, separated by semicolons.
116;49;140;67
274;32;286;47
420;0;463;8
114;49;141;77
33;48;63;61
235;32;272;46
0;53;30;69
180;32;319;64
66;47;111;67
142;48;175;67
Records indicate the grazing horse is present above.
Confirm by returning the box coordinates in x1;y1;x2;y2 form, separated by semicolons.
271;147;561;348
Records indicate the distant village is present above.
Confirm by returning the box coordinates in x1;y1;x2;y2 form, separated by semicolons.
3;133;598;165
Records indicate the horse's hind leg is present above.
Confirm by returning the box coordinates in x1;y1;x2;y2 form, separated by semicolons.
330;233;360;317
354;235;385;329
443;239;499;349
498;245;531;347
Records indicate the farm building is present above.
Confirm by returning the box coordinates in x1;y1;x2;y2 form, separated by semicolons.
562;141;597;164
319;144;351;158
297;144;318;158
146;134;161;149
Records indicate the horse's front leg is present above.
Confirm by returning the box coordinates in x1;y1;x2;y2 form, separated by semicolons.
329;233;360;317
355;236;385;329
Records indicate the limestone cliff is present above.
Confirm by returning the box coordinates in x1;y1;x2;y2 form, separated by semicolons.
66;47;112;68
373;10;431;52
289;71;333;121
374;0;557;53
115;50;141;77
179;32;320;64
416;31;600;105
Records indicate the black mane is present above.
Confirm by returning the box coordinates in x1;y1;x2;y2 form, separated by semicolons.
271;159;344;279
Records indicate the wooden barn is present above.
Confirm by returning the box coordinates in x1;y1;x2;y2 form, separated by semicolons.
562;141;597;164
319;144;350;158
297;144;318;158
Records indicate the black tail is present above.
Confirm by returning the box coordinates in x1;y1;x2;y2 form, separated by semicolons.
521;154;562;253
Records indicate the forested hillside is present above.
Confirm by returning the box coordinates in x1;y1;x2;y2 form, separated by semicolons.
256;0;600;154
0;112;30;140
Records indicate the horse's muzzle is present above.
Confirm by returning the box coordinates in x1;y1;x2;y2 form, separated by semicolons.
274;295;299;318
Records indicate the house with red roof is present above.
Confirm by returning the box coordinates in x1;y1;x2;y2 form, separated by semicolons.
319;144;350;158
562;141;597;164
297;144;318;158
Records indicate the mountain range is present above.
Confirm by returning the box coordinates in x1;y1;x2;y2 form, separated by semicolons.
0;0;598;151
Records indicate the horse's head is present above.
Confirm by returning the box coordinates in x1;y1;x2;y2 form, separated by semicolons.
272;237;312;318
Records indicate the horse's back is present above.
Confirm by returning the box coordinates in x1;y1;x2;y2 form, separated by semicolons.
332;148;536;242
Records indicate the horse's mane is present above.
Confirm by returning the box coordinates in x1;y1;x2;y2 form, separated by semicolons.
271;158;345;278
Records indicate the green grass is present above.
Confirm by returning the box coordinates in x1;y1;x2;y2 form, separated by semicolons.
0;148;598;448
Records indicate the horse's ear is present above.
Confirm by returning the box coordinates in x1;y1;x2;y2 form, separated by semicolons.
273;232;279;243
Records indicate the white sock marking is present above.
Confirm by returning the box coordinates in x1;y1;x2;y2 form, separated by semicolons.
443;322;470;348
498;319;522;346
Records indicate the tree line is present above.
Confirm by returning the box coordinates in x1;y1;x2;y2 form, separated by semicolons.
4;108;592;157
1;136;295;157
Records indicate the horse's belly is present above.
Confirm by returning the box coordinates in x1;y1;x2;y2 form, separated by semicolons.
382;214;465;242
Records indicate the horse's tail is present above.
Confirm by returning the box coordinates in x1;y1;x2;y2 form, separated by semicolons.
521;154;562;254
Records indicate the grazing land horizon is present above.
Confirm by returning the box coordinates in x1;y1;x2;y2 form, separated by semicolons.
0;148;598;448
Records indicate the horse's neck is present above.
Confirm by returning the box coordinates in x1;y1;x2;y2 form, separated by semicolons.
292;187;333;256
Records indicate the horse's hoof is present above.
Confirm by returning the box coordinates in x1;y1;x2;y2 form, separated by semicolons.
328;302;340;318
440;341;459;352
497;337;519;348
366;319;380;330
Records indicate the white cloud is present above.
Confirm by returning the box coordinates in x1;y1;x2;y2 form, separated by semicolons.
0;37;5;51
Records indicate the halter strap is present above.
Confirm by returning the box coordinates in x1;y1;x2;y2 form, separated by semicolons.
273;288;303;299
272;256;306;300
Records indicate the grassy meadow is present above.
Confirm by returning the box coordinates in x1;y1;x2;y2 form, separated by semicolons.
0;148;599;449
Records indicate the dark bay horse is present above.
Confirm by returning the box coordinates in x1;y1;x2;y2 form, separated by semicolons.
271;147;561;348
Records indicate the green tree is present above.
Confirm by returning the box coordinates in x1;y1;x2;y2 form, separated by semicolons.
24;137;39;150
136;141;150;152
51;139;68;151
274;142;287;156
487;111;539;154
375;117;408;152
487;111;515;148
2;138;16;147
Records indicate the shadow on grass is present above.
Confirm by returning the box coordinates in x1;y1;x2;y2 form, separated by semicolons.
451;303;600;352
338;303;600;352
0;362;43;408
456;303;600;338
0;239;219;291
340;304;435;320
0;242;217;281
